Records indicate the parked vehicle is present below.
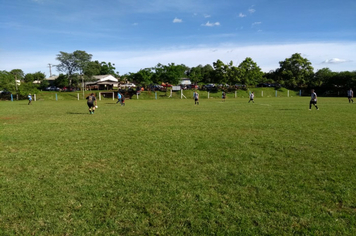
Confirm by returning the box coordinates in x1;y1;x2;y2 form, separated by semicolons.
119;83;136;89
256;83;281;88
45;86;60;91
60;87;76;92
234;84;247;90
187;84;199;90
0;90;10;94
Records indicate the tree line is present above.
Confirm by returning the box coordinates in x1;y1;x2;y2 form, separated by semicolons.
1;50;355;99
0;50;119;99
126;53;356;92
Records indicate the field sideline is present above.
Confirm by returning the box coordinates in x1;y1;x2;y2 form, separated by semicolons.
1;97;356;235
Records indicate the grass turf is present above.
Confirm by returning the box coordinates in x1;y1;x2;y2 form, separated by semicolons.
0;97;355;235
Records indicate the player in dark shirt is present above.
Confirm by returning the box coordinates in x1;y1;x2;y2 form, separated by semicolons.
86;93;97;114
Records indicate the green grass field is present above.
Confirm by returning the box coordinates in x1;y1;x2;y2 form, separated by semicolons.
1;95;356;235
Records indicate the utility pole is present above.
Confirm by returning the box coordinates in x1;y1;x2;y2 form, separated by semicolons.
15;75;19;100
82;74;85;99
48;63;52;77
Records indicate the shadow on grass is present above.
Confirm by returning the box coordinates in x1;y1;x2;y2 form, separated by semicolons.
67;112;88;115
105;103;117;105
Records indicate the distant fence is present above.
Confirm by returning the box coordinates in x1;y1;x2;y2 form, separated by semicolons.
3;88;350;102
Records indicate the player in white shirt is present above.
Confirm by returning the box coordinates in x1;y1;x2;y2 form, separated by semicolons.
309;89;319;110
28;93;32;105
347;88;354;103
248;92;254;103
193;91;199;105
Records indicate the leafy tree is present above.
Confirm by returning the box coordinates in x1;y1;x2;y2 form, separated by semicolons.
237;57;263;86
10;69;25;80
18;82;39;97
40;79;50;90
54;74;69;88
99;61;117;76
84;61;101;77
130;68;153;87
56;50;92;86
165;63;188;85
9;69;25;100
212;59;229;84
82;61;101;90
312;68;334;88
200;64;214;84
152;63;188;85
24;71;45;83
24;71;47;90
329;71;356;89
33;72;49;90
188;64;215;84
278;53;314;88
227;66;241;85
0;70;16;93
263;70;279;84
188;65;204;84
24;73;35;83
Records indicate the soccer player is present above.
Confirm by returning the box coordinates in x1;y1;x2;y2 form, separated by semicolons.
121;93;125;106
86;93;97;114
28;93;32;105
222;91;226;102
116;92;122;104
193;91;199;105
248;92;254;103
347;88;354;103
309;89;319;110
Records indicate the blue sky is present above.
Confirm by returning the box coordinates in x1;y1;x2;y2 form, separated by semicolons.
1;0;355;76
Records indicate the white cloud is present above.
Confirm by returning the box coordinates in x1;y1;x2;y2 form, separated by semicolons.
239;13;246;18
248;8;255;13
132;23;138;26
322;58;351;64
2;42;356;75
204;14;211;18
252;22;261;26
202;21;220;27
173;17;183;23
89;42;356;74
